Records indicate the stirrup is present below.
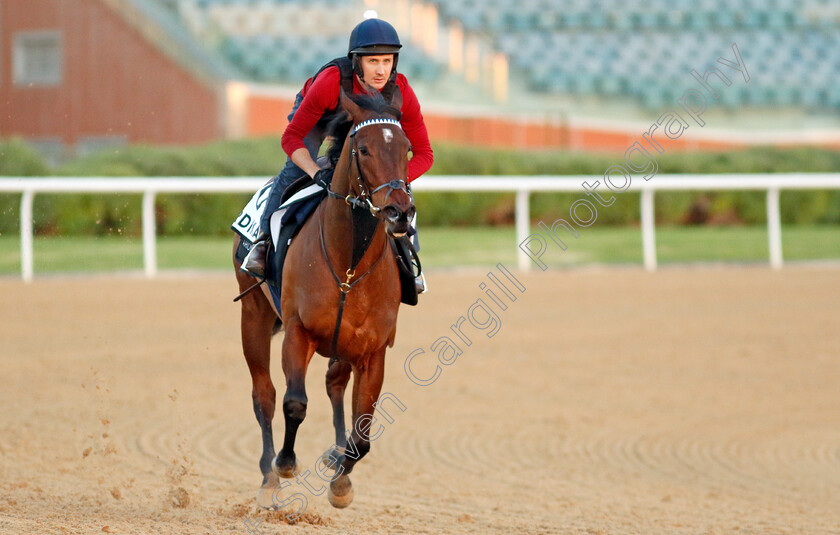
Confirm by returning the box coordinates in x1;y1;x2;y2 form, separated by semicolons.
241;239;268;278
415;272;428;294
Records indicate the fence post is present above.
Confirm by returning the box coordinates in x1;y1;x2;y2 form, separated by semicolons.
515;189;530;271
20;190;35;282
641;188;657;271
766;187;783;269
143;190;157;278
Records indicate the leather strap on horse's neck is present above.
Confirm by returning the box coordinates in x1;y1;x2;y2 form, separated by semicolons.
318;203;388;359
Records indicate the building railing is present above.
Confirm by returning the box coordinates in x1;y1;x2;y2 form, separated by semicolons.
1;174;839;281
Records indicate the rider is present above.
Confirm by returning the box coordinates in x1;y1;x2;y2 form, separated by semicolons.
242;13;434;292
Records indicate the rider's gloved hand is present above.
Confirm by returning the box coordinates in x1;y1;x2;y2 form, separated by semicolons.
314;168;334;186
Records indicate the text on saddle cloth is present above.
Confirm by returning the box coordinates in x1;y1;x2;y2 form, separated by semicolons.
231;181;325;247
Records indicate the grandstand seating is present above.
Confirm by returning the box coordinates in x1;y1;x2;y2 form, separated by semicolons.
173;0;839;111
432;0;840;110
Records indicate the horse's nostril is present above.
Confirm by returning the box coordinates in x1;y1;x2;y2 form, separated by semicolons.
383;206;400;221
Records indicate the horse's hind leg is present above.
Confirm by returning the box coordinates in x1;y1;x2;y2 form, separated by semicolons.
237;270;280;507
328;349;385;508
273;318;316;478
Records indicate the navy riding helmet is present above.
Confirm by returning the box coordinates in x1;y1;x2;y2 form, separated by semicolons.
348;16;402;56
348;15;402;86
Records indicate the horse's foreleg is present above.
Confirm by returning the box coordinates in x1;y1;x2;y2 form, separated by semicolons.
319;359;351;475
238;271;279;506
273;319;315;478
328;350;385;508
326;359;352;451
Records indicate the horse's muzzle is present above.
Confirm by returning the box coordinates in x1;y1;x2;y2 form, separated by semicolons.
382;203;416;237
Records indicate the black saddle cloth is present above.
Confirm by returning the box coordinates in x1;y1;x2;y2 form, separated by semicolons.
266;178;326;293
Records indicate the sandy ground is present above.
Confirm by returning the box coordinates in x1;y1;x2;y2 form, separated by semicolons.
1;266;839;535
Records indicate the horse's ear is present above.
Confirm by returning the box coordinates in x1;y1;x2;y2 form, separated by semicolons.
339;89;361;122
389;86;403;116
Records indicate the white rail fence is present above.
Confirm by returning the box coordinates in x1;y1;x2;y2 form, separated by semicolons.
0;174;839;281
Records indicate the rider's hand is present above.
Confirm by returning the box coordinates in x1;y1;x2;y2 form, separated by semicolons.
314;168;334;186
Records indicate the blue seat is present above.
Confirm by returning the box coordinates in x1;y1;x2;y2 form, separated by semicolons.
598;75;624;96
546;71;572;93
639;85;666;109
739;11;766;28
827;87;840;107
711;10;736;28
528;65;552;91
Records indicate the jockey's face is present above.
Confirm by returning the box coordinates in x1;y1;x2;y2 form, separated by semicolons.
359;54;394;91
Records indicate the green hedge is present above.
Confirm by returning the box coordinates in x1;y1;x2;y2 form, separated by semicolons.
1;137;839;236
0;139;52;234
423;144;840;227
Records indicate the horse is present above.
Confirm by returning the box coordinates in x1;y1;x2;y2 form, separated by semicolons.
232;88;415;510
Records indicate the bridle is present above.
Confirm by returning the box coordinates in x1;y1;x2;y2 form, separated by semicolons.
321;117;412;216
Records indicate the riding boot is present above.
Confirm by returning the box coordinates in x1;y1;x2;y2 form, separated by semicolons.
242;234;269;278
415;271;428;294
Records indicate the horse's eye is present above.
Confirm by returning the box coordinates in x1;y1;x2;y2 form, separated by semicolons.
359;146;370;156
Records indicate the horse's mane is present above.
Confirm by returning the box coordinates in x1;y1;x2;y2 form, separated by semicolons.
347;90;395;116
324;91;398;166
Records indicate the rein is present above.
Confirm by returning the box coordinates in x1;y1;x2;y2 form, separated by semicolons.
319;116;408;359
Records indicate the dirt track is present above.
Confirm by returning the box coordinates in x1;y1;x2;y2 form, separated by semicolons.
1;266;839;534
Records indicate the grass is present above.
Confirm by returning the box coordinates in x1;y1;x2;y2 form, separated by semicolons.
0;235;238;274
0;225;838;276
421;224;840;267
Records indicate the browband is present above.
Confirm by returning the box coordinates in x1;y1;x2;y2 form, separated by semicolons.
351;118;402;136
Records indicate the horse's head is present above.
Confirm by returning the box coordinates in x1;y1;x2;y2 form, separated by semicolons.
338;89;416;238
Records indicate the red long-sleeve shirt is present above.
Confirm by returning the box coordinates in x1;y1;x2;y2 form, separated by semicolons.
281;66;433;182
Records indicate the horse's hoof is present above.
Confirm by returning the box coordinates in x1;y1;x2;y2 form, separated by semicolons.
256;472;280;510
271;454;299;479
327;475;354;508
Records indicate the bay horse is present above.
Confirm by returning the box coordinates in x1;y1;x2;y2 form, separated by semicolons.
233;88;415;509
